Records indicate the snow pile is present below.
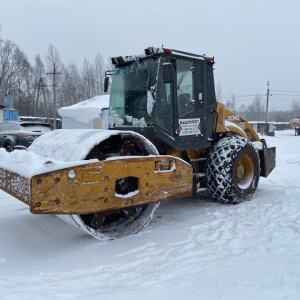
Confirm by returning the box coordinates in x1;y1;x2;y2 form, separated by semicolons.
58;95;109;124
0;148;94;178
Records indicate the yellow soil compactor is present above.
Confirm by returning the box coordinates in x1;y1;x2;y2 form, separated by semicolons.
0;47;276;240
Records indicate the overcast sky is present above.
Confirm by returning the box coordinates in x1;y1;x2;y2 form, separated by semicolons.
1;0;300;111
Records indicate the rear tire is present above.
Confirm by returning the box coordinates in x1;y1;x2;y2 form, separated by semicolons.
207;136;260;204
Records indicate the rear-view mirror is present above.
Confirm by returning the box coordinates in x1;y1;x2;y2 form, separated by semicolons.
104;77;109;93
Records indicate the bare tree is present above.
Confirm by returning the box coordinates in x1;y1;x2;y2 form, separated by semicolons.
226;93;237;111
238;104;247;118
60;63;81;106
290;99;300;117
79;56;107;100
33;55;50;117
16;55;33;116
243;94;265;121
216;82;223;103
0;40;19;96
247;94;264;121
80;58;94;99
0;38;32;115
45;43;62;71
254;94;264;120
94;53;105;95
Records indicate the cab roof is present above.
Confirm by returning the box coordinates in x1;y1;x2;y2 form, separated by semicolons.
111;47;214;66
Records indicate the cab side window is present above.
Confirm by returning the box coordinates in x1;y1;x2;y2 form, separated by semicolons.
177;60;194;117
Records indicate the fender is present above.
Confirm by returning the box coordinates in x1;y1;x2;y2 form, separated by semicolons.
215;102;260;142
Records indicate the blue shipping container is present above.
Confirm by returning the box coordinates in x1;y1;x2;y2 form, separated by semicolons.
3;109;19;121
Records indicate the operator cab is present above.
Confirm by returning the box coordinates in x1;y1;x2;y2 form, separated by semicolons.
106;47;217;153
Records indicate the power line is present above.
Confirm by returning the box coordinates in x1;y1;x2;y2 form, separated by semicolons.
221;93;300;100
272;89;300;93
221;92;300;99
222;94;264;98
271;93;300;97
262;98;300;101
220;98;298;102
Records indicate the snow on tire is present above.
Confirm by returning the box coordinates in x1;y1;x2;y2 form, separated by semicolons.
207;135;260;204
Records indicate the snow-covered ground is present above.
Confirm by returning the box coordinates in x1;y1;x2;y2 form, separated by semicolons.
0;129;300;300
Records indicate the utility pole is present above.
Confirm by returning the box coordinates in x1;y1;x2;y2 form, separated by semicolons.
47;64;61;129
265;81;271;135
36;78;49;122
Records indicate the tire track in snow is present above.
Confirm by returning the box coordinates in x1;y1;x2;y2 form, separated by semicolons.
1;130;300;299
1;195;300;300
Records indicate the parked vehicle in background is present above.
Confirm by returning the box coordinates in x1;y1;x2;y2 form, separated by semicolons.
290;117;300;135
0;121;51;152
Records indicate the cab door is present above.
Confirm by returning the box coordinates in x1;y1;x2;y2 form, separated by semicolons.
176;58;215;148
176;59;203;143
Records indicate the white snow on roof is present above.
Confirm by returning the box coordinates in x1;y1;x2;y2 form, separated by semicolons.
58;95;109;124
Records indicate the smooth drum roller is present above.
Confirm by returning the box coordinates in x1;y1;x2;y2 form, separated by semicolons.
28;129;160;240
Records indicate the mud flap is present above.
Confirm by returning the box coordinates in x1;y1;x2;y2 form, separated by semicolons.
259;146;276;177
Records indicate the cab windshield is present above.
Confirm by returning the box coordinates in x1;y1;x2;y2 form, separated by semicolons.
109;56;174;136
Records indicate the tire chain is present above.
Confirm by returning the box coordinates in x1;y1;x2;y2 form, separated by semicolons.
207;136;249;204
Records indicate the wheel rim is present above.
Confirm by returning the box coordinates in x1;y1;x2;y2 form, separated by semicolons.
235;154;254;189
73;134;160;240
